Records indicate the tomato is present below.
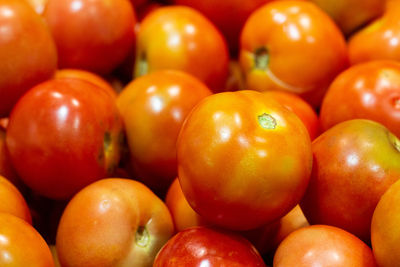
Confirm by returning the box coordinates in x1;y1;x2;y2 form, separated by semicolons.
371;178;400;266
240;1;348;107
6;78;123;199
117;70;212;194
25;0;48;14
0;128;21;188
56;178;174;267
348;1;400;65
153;226;267;267
0;0;57;117
320;60;400;138
54;69;117;98
0;175;31;223
135;6;229;92
300;119;400;243
44;0;136;75
0;212;54;266
169;0;274;55
177;90;312;230
273;225;377;267
309;0;384;35
262;91;320;140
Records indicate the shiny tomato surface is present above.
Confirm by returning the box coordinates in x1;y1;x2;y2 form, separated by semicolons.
6;78;123;199
320;60;400;138
0;0;57;117
135;6;229;92
301;119;400;242
240;1;348;107
44;0;136;75
153;226;267;267
117;70;212;194
274;225;377;267
177;90;312;230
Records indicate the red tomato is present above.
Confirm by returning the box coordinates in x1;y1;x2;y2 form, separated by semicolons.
153;226;267;267
274;225;377;267
0;128;21;187
117;70;212;194
262;91;320;140
56;178;174;267
240;1;348;107
6;78;123;199
320;60;400;138
169;0;275;55
0;0;57;117
0;213;55;266
0;175;31;223
371;178;400;266
135;6;229;92
44;0;136;75
177;90;312;230
300;119;400;242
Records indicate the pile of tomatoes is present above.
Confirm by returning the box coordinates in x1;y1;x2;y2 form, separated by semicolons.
1;0;400;266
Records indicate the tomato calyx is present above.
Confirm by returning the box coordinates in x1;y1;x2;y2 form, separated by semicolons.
258;113;277;130
135;225;150;248
254;47;270;70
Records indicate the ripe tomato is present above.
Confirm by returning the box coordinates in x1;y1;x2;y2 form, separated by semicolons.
300;119;400;242
117;70;212;194
320;60;400;138
44;0;136;75
177;90;312;230
0;128;21;187
262;91;320;140
0;213;55;266
240;1;348;107
56;178;174;267
6;78;123;199
0;0;57;117
153;226;267;267
274;225;377;267
371;179;400;267
135;6;229;92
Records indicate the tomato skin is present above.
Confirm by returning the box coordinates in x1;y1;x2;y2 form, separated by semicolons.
262;91;320;140
135;6;229;92
240;1;348;107
300;119;400;243
371;179;400;267
177;90;312;230
44;0;136;75
56;178;174;267
0;128;21;187
0;0;57;117
274;225;377;267
0;213;55;266
320;60;400;138
117;70;212;194
153;226;267;267
6;78;123;200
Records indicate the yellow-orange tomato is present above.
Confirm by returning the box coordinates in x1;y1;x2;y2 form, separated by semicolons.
0;0;57;117
25;0;48;14
54;69;116;98
117;70;212;194
0;176;31;223
274;225;377;267
348;1;400;65
56;178;174;267
135;6;229;92
0;213;55;266
371;179;400;266
240;1;348;107
177;90;312;230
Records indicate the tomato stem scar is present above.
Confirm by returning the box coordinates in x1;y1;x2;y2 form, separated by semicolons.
258;113;276;129
254;47;269;70
136;51;148;77
135;226;150;248
388;132;400;152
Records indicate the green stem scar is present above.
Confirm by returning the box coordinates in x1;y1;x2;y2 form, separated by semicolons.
388;132;400;153
258;113;277;129
254;47;269;70
135;226;150;248
136;51;148;77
